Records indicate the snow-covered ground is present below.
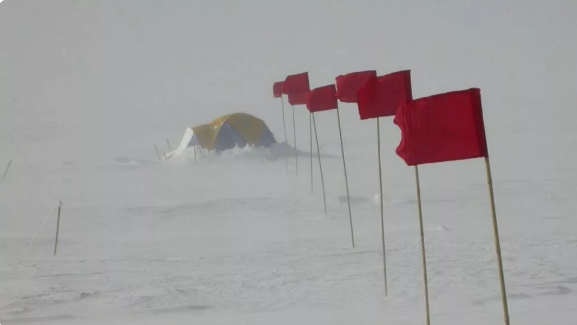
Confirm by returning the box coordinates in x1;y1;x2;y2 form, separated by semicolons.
2;1;577;324
2;103;577;324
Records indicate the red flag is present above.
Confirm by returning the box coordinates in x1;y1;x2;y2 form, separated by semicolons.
357;70;412;120
288;91;310;106
335;70;376;103
284;72;310;95
273;81;284;98
394;88;488;166
306;84;337;113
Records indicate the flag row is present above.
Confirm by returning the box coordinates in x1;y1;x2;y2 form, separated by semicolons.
273;70;489;166
272;69;509;325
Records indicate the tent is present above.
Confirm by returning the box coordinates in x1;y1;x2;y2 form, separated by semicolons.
166;113;277;158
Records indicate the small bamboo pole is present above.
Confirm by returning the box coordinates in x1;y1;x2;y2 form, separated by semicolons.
154;145;161;161
3;159;12;179
281;97;288;173
336;107;354;248
310;112;313;191
415;166;431;325
292;105;298;176
485;156;510;325
377;118;388;295
53;201;63;256
312;113;327;215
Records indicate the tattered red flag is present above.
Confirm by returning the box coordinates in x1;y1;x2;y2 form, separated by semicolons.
284;72;310;95
393;88;488;166
273;81;284;98
306;84;337;113
357;70;412;120
335;70;377;103
288;91;311;106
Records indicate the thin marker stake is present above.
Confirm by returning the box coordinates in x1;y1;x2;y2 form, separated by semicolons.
54;201;63;256
281;97;288;173
415;166;431;325
485;156;510;325
154;145;161;161
336;107;354;248
292;105;298;176
310;112;313;191
312;113;327;215
377;118;388;295
3;159;12;179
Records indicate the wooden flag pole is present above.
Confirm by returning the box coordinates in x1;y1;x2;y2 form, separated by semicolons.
54;200;62;256
310;112;313;192
292;105;298;176
377;118;388;295
312;113;327;215
336;107;355;248
415;166;431;325
281;97;288;173
485;156;510;325
154;145;161;161
166;139;172;151
3;159;12;180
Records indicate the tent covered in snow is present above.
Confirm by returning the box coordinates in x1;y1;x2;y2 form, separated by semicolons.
166;113;277;158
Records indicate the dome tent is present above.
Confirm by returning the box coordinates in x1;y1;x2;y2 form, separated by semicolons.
166;113;277;159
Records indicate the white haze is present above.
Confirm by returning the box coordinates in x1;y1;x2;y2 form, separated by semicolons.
1;0;577;324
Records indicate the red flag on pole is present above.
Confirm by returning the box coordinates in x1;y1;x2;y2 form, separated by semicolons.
393;88;488;166
306;84;337;113
284;72;310;95
357;70;413;120
288;91;311;106
273;81;284;98
335;70;377;103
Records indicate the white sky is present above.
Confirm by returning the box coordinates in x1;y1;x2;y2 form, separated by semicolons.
1;0;576;160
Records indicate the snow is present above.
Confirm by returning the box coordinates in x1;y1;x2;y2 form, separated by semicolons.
164;127;195;159
3;105;577;324
2;1;577;324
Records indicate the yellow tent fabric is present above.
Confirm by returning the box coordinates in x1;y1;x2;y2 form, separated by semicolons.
191;113;269;150
190;123;215;149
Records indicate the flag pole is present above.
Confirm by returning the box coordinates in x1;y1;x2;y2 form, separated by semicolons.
3;159;12;180
281;97;288;173
310;112;313;192
54;200;62;256
292;105;298;176
154;145;161;161
336;106;355;248
415;165;431;325
377;118;388;295
166;139;172;151
312;113;327;215
485;156;510;325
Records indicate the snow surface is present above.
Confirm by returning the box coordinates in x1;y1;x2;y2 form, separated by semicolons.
2;104;577;324
2;1;577;324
